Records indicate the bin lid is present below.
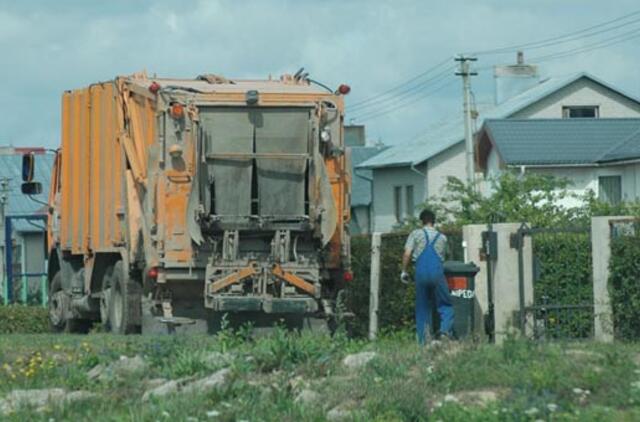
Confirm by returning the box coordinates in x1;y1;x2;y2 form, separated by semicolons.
443;260;480;276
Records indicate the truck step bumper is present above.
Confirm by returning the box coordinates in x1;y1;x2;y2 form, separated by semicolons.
207;296;318;314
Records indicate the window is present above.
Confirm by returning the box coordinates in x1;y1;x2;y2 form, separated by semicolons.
598;176;622;205
405;185;414;218
562;106;599;118
394;186;403;222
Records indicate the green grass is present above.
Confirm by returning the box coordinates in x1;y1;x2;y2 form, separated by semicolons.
1;330;640;421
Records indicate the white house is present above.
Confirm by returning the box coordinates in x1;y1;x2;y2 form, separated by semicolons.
358;65;640;232
476;118;640;206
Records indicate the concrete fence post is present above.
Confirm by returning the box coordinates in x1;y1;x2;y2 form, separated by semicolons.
591;216;632;343
463;223;534;344
369;232;381;340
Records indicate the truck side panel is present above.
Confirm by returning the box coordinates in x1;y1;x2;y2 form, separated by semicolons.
60;83;127;255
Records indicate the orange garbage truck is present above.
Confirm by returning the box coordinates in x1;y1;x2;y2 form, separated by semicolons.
22;71;352;333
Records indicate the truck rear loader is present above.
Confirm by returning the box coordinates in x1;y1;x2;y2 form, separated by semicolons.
23;71;352;333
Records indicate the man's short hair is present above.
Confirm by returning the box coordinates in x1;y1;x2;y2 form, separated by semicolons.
419;209;436;225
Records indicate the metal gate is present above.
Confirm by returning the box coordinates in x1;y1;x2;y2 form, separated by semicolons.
1;214;48;306
511;223;594;340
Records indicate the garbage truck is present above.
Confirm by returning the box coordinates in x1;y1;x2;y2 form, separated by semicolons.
21;71;352;333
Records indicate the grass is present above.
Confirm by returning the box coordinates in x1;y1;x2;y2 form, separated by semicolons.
1;328;640;421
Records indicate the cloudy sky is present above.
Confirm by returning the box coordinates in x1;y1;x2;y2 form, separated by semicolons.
1;0;639;149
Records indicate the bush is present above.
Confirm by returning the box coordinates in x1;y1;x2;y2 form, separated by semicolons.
532;232;594;338
0;305;49;334
609;230;640;340
345;234;412;337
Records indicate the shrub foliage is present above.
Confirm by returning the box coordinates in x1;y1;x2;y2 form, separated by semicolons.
0;305;49;334
609;229;640;340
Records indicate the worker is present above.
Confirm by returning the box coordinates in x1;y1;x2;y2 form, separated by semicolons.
401;209;454;344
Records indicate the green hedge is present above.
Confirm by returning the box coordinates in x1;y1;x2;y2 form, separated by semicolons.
609;231;640;340
345;230;596;339
532;232;593;338
345;230;462;338
0;305;49;334
345;234;412;337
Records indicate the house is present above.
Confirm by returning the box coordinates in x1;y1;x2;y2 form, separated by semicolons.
476;118;640;206
0;147;53;304
349;144;388;234
358;58;640;232
344;125;387;234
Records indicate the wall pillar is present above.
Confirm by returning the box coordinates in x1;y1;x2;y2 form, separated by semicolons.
463;223;533;344
591;216;632;343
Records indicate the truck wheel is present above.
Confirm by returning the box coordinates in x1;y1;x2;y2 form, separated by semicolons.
48;272;69;333
108;261;142;334
49;272;91;333
100;267;113;328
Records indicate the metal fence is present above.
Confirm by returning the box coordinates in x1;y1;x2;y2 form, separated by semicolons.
1;214;48;307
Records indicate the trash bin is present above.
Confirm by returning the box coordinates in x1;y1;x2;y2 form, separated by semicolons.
443;261;480;339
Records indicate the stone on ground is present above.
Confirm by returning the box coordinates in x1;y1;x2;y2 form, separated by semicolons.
142;368;231;401
182;368;231;394
142;380;182;402
342;351;377;370
88;355;149;382
0;388;96;415
295;389;320;405
326;407;353;421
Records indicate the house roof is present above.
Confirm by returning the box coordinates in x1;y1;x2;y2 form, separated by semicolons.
358;72;640;169
349;145;388;206
479;118;640;166
0;151;53;232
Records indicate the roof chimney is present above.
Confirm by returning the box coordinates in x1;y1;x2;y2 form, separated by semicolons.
494;51;539;105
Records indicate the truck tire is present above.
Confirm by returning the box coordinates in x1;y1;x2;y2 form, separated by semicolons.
108;261;142;334
49;272;91;333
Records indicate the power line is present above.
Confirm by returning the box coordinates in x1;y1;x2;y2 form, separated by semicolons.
530;26;640;63
348;57;452;109
350;71;454;121
352;76;457;123
350;65;456;115
469;9;640;56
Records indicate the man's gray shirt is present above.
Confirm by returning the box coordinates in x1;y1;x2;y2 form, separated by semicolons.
404;227;447;262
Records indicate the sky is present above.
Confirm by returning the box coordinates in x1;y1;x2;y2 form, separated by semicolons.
1;0;640;149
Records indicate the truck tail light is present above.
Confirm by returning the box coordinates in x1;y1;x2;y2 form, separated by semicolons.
337;84;351;95
147;267;159;279
170;103;184;119
343;271;354;282
149;81;161;94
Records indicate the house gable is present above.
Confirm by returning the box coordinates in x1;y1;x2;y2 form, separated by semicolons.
512;76;640;119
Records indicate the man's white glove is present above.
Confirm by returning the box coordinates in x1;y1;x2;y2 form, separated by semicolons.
400;271;410;284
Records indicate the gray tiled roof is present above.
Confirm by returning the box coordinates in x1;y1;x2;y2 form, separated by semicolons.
599;127;640;163
0;151;53;232
483;118;640;166
358;72;640;169
349;145;388;206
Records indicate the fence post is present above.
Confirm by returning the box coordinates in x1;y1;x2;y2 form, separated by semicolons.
1;276;6;305
21;274;27;304
369;232;381;340
591;216;627;343
41;274;47;307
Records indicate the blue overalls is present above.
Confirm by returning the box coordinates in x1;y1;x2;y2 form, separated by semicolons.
414;230;454;345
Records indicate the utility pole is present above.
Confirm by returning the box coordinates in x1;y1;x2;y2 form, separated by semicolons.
0;177;10;304
455;56;478;186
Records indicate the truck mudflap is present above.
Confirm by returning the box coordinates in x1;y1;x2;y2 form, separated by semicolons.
208;296;318;314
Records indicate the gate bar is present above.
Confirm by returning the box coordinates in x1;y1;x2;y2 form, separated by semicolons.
4;214;47;304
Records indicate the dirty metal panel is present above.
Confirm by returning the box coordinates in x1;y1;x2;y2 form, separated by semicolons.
60;92;73;250
255;108;309;217
200;109;253;217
